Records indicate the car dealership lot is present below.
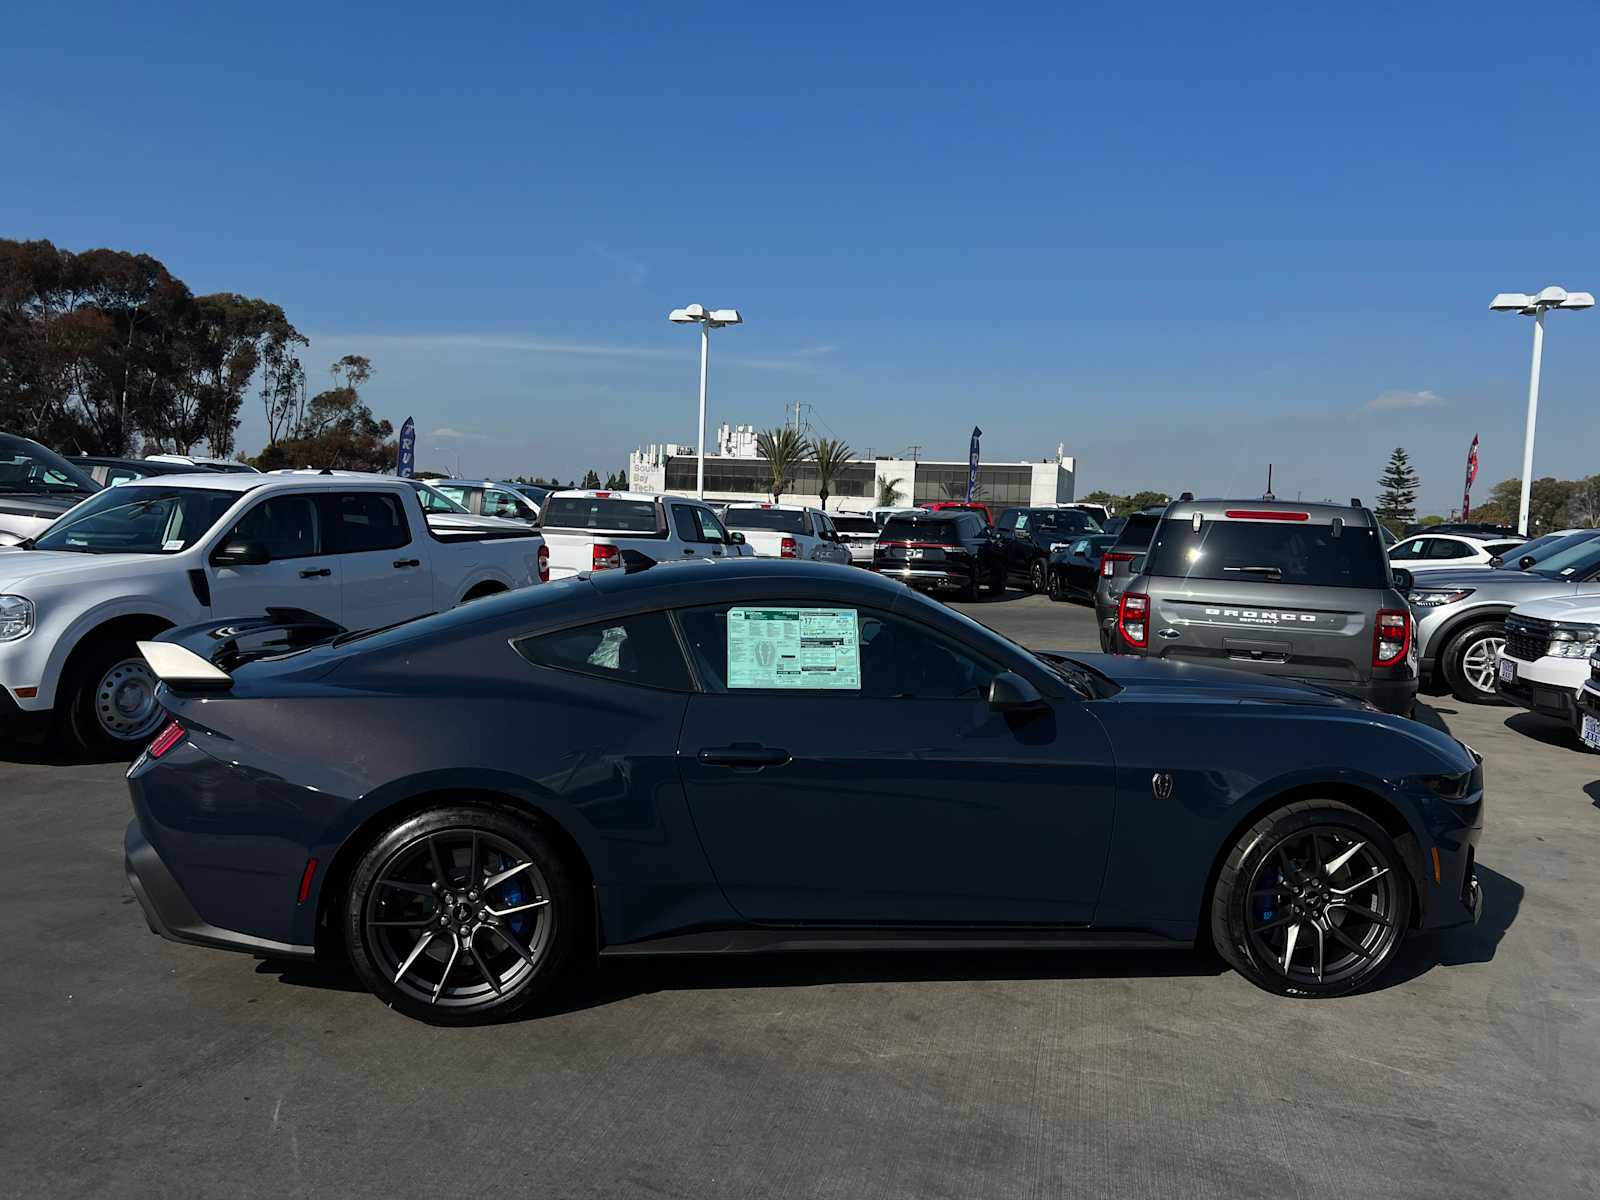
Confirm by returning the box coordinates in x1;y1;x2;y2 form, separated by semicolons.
3;594;1598;1198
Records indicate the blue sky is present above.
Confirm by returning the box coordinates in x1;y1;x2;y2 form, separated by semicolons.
5;2;1597;512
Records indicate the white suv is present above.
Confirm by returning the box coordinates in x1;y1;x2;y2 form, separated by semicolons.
1494;594;1600;741
1389;532;1525;572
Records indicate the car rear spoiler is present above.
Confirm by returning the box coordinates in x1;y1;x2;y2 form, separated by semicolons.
138;607;348;689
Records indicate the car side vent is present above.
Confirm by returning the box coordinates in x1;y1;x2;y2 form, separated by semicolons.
187;568;211;607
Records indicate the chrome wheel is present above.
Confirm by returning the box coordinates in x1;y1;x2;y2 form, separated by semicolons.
1245;826;1403;988
364;828;555;1010
1460;635;1504;696
94;658;163;742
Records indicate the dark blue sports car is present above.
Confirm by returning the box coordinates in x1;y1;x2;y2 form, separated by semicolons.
125;560;1483;1023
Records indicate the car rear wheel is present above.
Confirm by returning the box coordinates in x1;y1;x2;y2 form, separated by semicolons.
344;805;583;1024
63;637;166;756
1210;800;1411;998
1028;559;1047;594
1442;621;1508;704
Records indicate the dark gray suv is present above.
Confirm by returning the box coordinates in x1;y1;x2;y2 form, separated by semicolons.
1112;499;1418;714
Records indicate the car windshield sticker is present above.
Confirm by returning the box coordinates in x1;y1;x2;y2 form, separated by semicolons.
727;607;860;689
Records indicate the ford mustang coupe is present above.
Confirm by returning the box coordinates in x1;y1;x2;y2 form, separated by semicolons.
125;560;1483;1023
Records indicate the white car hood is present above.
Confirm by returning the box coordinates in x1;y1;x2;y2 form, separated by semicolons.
1511;594;1600;623
0;550;175;592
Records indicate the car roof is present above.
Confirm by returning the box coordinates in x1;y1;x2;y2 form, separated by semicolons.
886;508;963;522
434;478;529;489
549;489;677;504
104;472;411;494
1161;498;1379;525
724;501;816;512
589;557;902;601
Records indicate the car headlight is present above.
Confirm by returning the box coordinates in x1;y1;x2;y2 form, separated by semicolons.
1549;623;1600;658
1408;588;1474;608
0;595;34;642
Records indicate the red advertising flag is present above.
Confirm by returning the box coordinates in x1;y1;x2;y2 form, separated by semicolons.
1462;433;1479;518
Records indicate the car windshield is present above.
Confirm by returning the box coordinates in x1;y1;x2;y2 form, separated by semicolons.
1516;530;1599;567
408;481;470;513
1528;536;1600;580
724;508;809;533
542;496;659;532
512;483;551;504
31;486;239;554
1147;517;1390;588
0;435;97;494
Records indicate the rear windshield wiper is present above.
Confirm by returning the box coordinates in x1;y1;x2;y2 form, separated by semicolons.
1223;565;1283;579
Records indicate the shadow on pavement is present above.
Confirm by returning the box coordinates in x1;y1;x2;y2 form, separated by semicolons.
1503;711;1588;753
0;735;133;768
1409;701;1452;733
1585;781;1600;810
1380;863;1523;989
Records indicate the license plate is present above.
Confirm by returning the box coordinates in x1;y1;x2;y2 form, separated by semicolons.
906;548;924;560
1583;714;1600;750
1499;658;1516;683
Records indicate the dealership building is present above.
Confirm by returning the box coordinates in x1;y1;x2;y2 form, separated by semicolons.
629;423;1077;512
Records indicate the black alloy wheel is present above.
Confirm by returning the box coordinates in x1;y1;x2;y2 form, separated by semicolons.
1028;559;1047;594
344;806;581;1024
1211;800;1411;997
1046;568;1066;602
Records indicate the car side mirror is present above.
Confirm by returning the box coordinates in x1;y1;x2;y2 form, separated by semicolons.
1390;566;1413;591
728;531;746;545
1518;554;1536;570
1488;555;1503;568
212;539;271;567
988;671;1045;713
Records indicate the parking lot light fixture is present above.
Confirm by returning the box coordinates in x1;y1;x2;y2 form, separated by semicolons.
669;305;743;499
1490;286;1594;536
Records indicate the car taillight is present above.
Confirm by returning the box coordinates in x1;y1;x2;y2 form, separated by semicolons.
1101;551;1133;578
592;543;621;571
780;536;798;559
537;543;550;583
1119;592;1150;650
1373;609;1410;667
147;720;184;759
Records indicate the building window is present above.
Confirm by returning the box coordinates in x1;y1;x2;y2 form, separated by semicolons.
913;464;1032;505
663;457;873;498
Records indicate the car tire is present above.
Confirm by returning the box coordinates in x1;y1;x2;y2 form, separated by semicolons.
1442;621;1508;705
1210;799;1411;998
961;572;981;602
985;564;1006;595
62;636;167;757
1028;559;1047;594
344;804;584;1025
1046;569;1065;602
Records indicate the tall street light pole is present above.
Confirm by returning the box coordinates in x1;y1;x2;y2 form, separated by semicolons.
669;304;743;499
1489;286;1594;535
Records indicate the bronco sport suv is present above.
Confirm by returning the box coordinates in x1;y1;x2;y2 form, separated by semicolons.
1111;499;1418;715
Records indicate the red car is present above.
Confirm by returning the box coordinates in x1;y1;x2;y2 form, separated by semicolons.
921;500;994;526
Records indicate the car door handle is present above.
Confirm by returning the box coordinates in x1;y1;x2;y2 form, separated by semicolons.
392;558;420;568
299;567;331;578
698;745;792;769
683;548;696;555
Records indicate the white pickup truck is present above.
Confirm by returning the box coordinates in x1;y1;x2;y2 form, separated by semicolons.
540;489;751;578
0;473;546;753
720;502;853;564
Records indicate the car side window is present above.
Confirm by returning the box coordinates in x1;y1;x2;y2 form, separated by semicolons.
996;509;1017;531
695;507;730;544
1426;539;1470;559
105;467;141;486
226;494;323;560
1389;538;1425;560
674;604;996;700
516;611;691;691
435;485;469;508
324;491;411;553
482;489;523;519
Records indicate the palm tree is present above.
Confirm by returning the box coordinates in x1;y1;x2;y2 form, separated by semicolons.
755;426;809;502
876;475;905;507
811;437;854;510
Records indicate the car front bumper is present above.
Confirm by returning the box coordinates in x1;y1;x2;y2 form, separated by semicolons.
1494;652;1587;732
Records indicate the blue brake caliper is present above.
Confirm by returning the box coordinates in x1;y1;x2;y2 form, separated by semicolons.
1256;867;1280;925
492;852;529;937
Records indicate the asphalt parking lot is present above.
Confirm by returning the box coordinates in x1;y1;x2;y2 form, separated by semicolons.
3;593;1598;1199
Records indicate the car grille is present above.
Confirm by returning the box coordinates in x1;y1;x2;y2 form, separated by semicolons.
1504;614;1553;662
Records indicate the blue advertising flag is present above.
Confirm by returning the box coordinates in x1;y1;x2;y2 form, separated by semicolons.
397;417;416;479
965;426;983;501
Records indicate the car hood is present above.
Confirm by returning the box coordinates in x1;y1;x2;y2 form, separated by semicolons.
1055;651;1369;709
0;549;174;591
1510;594;1600;622
0;492;87;520
1410;568;1584;598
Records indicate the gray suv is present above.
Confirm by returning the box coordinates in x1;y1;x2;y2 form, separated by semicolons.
1112;499;1417;714
1409;530;1600;703
1093;506;1166;650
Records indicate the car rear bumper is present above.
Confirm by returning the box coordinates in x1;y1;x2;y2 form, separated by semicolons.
124;818;316;960
1320;675;1418;716
874;566;973;591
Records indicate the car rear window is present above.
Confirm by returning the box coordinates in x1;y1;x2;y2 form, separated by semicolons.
723;508;810;533
542;496;660;533
832;516;878;534
881;516;961;544
1146;517;1389;588
1112;513;1161;549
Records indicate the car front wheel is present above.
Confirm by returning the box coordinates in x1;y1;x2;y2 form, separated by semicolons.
63;637;166;756
344;805;583;1024
1046;569;1065;602
1210;800;1411;998
1442;621;1508;704
1028;559;1047;594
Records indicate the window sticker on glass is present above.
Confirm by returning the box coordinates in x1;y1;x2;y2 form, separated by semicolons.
727;607;861;689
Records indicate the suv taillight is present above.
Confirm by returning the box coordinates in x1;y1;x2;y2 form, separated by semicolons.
592;543;621;571
780;536;798;559
1373;609;1410;667
1101;551;1133;578
1118;592;1150;650
147;720;184;759
537;543;550;583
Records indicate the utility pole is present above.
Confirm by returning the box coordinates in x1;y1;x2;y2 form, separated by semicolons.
906;444;922;462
